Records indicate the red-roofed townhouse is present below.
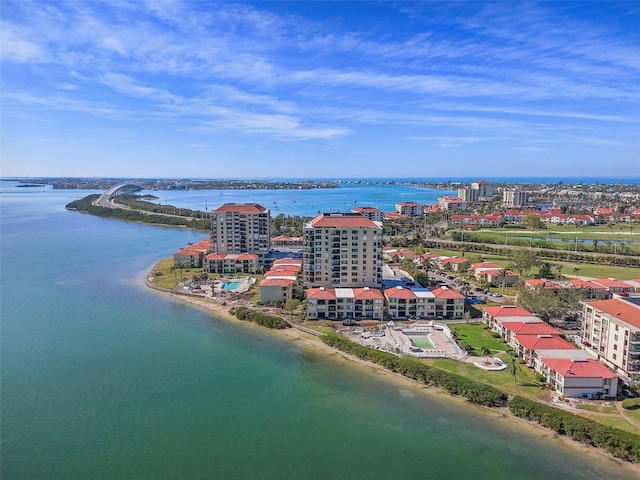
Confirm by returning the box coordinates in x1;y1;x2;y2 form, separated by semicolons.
581;298;640;381
204;252;259;274
413;252;439;268
592;278;633;296
303;212;383;289
540;358;618;399
469;262;501;272
524;279;563;292
475;268;519;287
173;239;210;268
306;287;337;319
384;286;418;319
482;305;537;331
568;278;611;299
260;278;295;303
500;321;558;348
306;287;384;320
438;257;470;272
515;334;575;365
431;287;465;319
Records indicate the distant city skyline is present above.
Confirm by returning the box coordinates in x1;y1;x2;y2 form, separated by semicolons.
1;1;638;178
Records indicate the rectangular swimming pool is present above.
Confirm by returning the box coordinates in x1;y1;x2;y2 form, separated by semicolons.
405;333;434;349
222;281;240;290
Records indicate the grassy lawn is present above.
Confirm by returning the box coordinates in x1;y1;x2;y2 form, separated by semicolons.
428;358;549;399
150;258;208;289
450;323;508;355
576;404;618;414
624;406;640;424
586;415;640;435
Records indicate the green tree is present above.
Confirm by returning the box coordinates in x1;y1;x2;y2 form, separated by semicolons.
509;355;519;386
537;262;552;279
522;213;543;231
481;346;492;364
284;299;301;318
554;264;564;279
510;248;539;277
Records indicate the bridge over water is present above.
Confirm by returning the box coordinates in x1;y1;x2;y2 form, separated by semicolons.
95;183;142;208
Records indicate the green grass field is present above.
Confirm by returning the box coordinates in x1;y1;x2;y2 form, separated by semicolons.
450;323;509;355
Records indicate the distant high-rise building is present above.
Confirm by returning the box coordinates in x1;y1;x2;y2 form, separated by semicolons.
457;187;479;203
210;203;270;256
303;213;382;289
503;188;528;207
471;180;494;199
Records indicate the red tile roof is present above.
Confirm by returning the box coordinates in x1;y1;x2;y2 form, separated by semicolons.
585;299;640;328
541;358;617;379
352;287;384;300
306;287;337;300
593;278;632;289
310;213;379;228
431;287;464;299
384;286;417;299
501;322;560;336
260;278;294;287
483;306;535;317
516;335;574;351
469;262;501;271
212;203;268;213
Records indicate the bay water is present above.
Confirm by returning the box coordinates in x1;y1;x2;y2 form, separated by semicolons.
1;183;637;479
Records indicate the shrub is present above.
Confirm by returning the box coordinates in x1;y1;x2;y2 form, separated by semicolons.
621;398;640;410
509;396;640;463
234;307;290;329
321;333;507;407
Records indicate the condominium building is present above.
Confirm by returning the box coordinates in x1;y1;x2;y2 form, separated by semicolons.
303;212;382;288
352;206;384;222
437;196;468;211
457;188;479;203
503;188;528;207
471;180;494;199
210;203;270;256
394;202;423;217
581;298;640;381
306;287;384;320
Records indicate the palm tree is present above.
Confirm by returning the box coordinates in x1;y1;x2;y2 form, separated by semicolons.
554;264;564;279
169;264;178;287
481;346;492;365
509;355;519;386
573;266;581;278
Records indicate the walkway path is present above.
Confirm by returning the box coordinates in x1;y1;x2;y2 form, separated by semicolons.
615;401;640;429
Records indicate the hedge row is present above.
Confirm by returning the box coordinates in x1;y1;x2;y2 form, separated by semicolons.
509;395;640;462
234;307;290;329
321;333;507;407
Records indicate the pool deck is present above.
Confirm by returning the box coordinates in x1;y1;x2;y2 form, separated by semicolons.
352;321;467;360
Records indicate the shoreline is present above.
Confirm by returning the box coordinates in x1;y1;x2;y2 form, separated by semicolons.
144;267;639;473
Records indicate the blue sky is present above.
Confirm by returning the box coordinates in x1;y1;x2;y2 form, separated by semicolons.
1;1;639;179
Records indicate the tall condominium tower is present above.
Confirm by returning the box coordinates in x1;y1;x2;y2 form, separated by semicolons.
303;213;382;288
210;203;270;255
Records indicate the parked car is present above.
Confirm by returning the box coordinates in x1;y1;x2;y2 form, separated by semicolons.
342;319;357;326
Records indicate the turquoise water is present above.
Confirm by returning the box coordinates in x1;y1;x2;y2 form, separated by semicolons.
222;281;241;290
1;182;638;479
138;183;455;217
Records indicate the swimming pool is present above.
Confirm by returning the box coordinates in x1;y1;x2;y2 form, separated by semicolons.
221;281;240;290
404;333;435;349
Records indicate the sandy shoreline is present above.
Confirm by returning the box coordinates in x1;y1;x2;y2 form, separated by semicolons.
144;272;639;473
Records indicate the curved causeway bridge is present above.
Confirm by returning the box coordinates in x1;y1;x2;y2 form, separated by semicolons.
94;183;142;208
